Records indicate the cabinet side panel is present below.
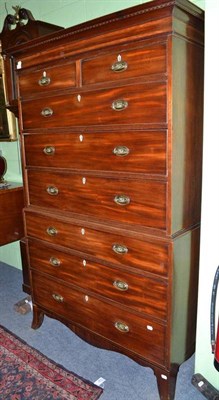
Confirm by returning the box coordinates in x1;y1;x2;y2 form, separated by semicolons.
171;36;204;234
170;227;200;364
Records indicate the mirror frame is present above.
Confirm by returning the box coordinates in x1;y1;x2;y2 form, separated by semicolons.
0;54;18;141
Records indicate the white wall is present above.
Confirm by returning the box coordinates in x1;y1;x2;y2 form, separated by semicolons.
194;0;219;390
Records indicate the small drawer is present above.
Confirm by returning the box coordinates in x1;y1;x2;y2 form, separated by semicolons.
27;170;167;230
32;271;167;366
24;130;167;175
25;211;169;276
82;42;167;85
28;240;168;320
18;62;76;99
21;81;167;129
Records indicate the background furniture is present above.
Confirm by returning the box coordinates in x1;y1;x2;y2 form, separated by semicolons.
0;7;62;283
4;0;204;398
0;182;23;245
0;6;63;119
0;152;23;245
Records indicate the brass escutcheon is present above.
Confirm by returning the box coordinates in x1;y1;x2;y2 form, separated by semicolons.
114;321;129;333
47;186;59;196
111;60;128;72
113;146;129;157
43;146;55;155
113;280;129;291
46;227;58;236
52;293;64;303
41;107;53;117
112;243;128;254
38;75;51;86
111;99;128;111
49;257;61;267
114;194;130;206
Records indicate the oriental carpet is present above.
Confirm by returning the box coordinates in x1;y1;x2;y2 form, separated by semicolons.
0;324;103;400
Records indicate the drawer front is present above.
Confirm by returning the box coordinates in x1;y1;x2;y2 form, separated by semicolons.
18;62;76;98
29;240;168;320
21;82;166;129
24;131;167;175
25;211;169;276
32;271;166;366
82;42;167;85
27;171;167;230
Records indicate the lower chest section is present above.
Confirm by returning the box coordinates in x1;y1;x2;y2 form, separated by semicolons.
25;209;171;368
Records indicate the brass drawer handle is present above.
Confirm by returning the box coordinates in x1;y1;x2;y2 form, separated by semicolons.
49;257;61;267
43;146;55;155
113;280;129;291
112;244;128;255
52;293;64;303
115;321;129;333
38;74;51;87
114;194;130;206
112;99;128;111
41;107;53;117
46;226;58;236
111;60;128;72
113;146;129;157
47;186;59;196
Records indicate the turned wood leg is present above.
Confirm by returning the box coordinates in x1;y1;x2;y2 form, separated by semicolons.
31;304;44;329
154;366;179;400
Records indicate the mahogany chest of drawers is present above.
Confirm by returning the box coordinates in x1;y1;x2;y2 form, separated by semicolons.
4;0;204;398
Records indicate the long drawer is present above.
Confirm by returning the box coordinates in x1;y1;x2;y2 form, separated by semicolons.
25;211;169;276
82;42;167;85
21;82;167;129
28;240;168;320
32;270;167;366
24;130;167;175
27;170;167;230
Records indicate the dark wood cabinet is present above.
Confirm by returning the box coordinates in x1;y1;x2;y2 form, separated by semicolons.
0;183;23;245
0;8;63;116
5;1;204;398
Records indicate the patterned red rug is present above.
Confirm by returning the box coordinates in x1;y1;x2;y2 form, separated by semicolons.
0;325;103;400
